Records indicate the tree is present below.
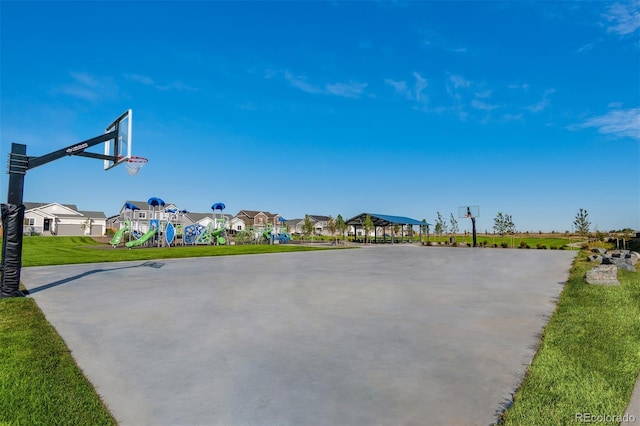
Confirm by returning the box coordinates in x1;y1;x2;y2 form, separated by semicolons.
573;208;591;238
302;215;313;241
421;219;428;243
363;214;374;243
493;212;515;237
449;214;459;242
435;211;447;240
336;214;347;242
327;216;337;244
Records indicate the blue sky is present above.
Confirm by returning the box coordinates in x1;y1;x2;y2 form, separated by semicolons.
1;1;638;232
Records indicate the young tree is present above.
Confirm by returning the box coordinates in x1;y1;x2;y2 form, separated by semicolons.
573;208;591;238
363;214;374;243
421;219;428;243
327;216;337;244
302;215;313;241
449;213;459;242
435;211;447;240
336;214;347;242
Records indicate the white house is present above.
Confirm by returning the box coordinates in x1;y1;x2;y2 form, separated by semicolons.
23;202;107;236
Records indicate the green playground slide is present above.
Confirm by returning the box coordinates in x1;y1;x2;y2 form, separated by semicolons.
110;220;130;246
211;227;226;245
125;227;157;248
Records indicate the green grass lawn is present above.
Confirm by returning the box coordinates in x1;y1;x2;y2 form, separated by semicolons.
18;236;333;267
499;252;640;424
0;297;117;425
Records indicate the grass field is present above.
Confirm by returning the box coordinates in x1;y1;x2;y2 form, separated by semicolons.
17;236;333;267
499;252;640;424
0;297;117;425
1;237;638;424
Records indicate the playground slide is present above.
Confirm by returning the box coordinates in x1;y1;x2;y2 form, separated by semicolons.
110;221;130;246
211;227;226;245
125;227;157;248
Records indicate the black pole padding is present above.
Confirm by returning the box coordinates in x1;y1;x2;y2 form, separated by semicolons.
0;204;25;298
472;217;477;248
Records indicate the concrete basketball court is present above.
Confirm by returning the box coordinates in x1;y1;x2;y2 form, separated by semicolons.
22;245;576;426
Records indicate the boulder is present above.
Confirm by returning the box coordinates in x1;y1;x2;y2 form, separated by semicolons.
629;251;639;265
591;248;607;254
587;255;602;263
585;265;620;285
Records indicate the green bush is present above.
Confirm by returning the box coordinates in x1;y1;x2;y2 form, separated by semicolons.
520;241;527;249
501;242;509;248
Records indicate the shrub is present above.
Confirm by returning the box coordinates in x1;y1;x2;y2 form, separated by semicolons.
493;243;498;248
501;242;509;248
550;246;558;250
559;245;566;250
519;241;527;249
536;243;547;249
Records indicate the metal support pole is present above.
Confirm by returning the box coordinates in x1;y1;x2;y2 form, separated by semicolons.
1;143;28;297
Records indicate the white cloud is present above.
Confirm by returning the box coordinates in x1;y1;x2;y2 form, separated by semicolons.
526;89;556;113
576;108;640;140
604;0;640;35
54;72;118;101
471;98;499;111
413;72;428;103
284;71;324;95
284;71;366;98
575;42;595;53
156;81;198;92
384;78;410;98
508;83;530;90
385;73;428;103
449;74;471;89
125;74;155;85
325;81;368;98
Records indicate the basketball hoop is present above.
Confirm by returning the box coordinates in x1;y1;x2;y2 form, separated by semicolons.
125;156;148;176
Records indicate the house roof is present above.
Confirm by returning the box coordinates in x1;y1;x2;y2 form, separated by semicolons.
236;210;279;219
308;215;331;222
346;213;431;227
79;210;107;219
186;213;233;223
24;202;79;211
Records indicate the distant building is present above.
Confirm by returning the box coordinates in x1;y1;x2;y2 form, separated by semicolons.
23;202;106;236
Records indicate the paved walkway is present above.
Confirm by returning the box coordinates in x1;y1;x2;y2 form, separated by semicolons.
22;246;576;426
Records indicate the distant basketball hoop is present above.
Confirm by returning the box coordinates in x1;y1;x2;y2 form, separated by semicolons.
459;205;480;247
125;156;148;176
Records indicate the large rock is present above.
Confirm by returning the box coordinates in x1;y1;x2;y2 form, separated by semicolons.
585;265;620;285
587;255;602;263
591;248;607;254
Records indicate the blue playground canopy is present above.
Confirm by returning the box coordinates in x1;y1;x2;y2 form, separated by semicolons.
124;201;141;211
211;202;225;211
278;216;287;222
148;197;165;207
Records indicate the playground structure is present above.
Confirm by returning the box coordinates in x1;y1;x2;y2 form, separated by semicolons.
235;221;291;245
120;198;230;248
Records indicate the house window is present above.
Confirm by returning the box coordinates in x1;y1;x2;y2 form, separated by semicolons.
257;217;263;224
138;212;147;219
23;218;35;226
237;225;243;231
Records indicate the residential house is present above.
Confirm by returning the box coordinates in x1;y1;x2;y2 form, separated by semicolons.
23;202;107;236
289;215;333;236
232;210;283;233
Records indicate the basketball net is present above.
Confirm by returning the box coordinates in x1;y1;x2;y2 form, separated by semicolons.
125;156;148;176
